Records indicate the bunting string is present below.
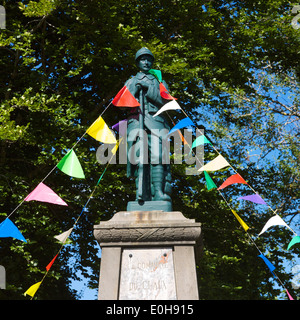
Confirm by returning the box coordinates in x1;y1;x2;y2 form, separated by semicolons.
2;67;298;300
209;171;294;299
150;70;297;299
24;146;118;299
1;100;114;229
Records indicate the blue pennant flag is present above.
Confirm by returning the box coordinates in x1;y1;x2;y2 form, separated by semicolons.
168;117;195;135
0;218;27;242
258;254;275;274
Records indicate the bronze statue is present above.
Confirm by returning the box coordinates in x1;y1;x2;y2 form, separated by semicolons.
124;48;172;211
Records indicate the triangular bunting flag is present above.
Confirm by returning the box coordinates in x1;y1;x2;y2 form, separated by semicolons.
231;210;249;232
191;135;212;150
112;86;140;107
46;254;58;271
57;149;85;179
178;129;189;145
153;100;181;117
24;182;68;206
286;289;294;300
258;254;276;273
218;173;247;190
24;281;42;298
111;138;121;156
0;218;27;242
112;119;128;137
287;235;300;250
54;227;73;243
149;69;162;82
258;214;293;237
204;171;217;190
159;82;176;100
238;194;267;205
169;117;195;135
198;154;230;172
86;116;117;144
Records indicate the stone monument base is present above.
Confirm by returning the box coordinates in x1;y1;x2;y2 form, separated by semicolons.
127;200;172;212
94;211;201;300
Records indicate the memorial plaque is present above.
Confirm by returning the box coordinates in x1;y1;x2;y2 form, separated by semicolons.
119;248;177;300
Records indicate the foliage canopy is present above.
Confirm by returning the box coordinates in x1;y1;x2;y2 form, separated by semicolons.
0;0;299;299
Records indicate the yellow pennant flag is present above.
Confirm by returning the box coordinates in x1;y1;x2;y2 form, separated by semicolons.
231;210;249;232
24;281;42;298
111;137;123;155
86;116;117;144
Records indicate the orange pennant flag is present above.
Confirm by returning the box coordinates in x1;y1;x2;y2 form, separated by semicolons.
178;129;188;145
46;254;58;271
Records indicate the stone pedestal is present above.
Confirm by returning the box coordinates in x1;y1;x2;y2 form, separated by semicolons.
93;211;201;300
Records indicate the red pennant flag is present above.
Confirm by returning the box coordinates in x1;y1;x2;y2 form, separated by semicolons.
217;173;247;190
159;83;177;100
46;254;58;271
112;86;140;107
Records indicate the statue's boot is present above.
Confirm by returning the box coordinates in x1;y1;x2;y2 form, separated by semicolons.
152;165;171;201
135;174;142;201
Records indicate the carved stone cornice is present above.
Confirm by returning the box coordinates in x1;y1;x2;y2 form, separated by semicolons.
94;211;201;246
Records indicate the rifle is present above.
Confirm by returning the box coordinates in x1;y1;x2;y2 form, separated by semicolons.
137;86;145;201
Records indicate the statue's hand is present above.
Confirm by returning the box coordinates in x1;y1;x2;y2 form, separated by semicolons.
136;80;149;90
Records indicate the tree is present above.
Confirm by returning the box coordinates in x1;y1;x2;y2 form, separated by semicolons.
0;0;299;299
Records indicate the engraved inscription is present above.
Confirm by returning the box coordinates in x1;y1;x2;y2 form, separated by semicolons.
119;248;177;300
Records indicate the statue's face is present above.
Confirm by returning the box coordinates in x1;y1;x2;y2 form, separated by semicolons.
137;54;154;73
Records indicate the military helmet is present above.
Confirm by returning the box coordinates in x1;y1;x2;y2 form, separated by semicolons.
135;47;154;61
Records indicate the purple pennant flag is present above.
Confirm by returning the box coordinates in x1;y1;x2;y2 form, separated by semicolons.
238;194;268;205
112;119;128;137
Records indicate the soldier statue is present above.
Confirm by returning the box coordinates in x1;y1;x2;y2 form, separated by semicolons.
123;48;172;209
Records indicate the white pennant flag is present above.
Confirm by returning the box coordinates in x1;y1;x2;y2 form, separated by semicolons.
258;214;293;237
54;227;73;243
153;100;181;117
198;154;230;172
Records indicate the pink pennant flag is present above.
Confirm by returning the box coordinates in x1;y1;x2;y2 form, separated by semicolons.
24;182;68;206
286;289;294;300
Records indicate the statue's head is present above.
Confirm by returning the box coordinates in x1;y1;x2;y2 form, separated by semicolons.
135;47;154;73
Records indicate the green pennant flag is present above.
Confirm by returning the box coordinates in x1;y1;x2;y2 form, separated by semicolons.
57;149;85;179
191;135;211;149
287;235;300;250
204;171;217;190
149;69;162;82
